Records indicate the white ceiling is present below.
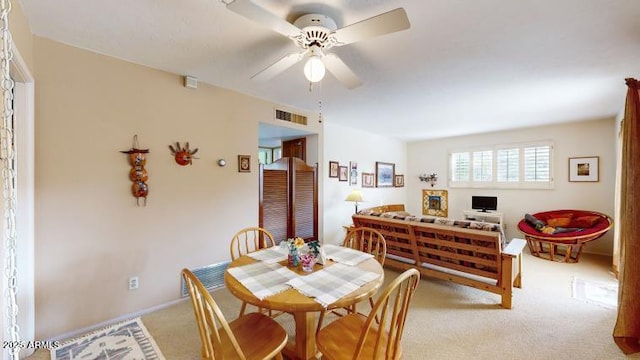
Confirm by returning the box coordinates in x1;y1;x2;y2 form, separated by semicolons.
18;0;640;141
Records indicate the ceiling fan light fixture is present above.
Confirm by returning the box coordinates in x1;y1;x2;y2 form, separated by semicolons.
303;56;325;83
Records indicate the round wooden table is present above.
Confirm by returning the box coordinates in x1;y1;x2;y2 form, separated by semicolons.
224;255;384;360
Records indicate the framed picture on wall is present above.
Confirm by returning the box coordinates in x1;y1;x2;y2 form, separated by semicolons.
238;155;251;173
339;166;348;181
422;189;448;217
394;174;405;187
569;156;599;182
375;162;395;187
329;161;339;178
362;173;375;188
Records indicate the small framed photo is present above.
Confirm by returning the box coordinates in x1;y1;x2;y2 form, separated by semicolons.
569;156;599;182
339;166;348;182
329;161;339;178
375;162;395;187
238;155;251;173
394;174;405;187
362;173;375;188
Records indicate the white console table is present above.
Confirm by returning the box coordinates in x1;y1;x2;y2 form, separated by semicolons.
463;210;505;230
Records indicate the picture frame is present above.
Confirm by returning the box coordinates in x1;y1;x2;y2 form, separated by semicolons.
569;156;599;182
362;172;375;188
422;189;448;217
339;166;349;182
329;161;339;178
375;162;395;187
394;174;405;187
349;161;358;185
238;155;251;173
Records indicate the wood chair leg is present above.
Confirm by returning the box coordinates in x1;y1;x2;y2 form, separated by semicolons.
274;352;283;360
239;302;247;317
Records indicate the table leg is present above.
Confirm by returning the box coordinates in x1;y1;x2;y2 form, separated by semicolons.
284;311;316;360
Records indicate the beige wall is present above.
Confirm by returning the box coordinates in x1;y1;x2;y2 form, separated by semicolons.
33;37;320;339
9;0;34;72
407;118;616;256
322;122;406;245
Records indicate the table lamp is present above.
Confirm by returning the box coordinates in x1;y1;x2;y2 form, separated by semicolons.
345;190;364;213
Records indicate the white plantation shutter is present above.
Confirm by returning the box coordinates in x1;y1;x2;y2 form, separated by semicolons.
524;146;551;182
472;150;492;181
497;148;519;182
451;152;469;181
449;142;553;188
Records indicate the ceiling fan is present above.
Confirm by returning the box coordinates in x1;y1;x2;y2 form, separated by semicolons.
223;0;411;89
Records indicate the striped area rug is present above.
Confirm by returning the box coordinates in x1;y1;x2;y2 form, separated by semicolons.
51;317;165;360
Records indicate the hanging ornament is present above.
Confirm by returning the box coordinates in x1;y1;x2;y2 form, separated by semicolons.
120;135;150;206
169;141;198;166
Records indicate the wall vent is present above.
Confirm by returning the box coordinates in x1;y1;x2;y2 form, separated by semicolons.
275;109;307;125
180;261;230;297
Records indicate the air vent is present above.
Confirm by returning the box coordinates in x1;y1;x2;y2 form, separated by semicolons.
275;109;307;125
180;261;230;297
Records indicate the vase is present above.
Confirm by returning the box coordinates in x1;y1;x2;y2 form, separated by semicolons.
288;249;300;267
302;258;316;273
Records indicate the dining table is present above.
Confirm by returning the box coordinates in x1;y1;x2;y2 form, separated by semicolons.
224;244;384;360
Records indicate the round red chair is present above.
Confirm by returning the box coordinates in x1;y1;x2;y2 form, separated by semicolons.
517;210;613;263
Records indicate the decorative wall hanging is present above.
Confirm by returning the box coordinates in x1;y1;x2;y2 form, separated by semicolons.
169;142;198;166
349;161;358;185
422;189;448;217
120;135;149;206
238;155;251;172
568;156;599;182
419;173;438;187
375;162;395;187
394;174;405;187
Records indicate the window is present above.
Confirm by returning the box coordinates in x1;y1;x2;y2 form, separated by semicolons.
449;142;553;189
472;150;492;182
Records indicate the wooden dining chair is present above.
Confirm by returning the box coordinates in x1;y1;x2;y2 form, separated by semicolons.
230;227;276;261
339;227;387;316
182;268;287;360
316;268;420;360
230;227;277;317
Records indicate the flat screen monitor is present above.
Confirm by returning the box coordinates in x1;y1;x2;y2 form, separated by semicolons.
472;196;497;212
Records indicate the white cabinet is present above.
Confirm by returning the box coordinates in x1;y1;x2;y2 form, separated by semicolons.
463;210;505;230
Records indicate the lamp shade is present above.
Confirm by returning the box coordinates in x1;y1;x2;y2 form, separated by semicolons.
303;56;325;83
345;190;364;203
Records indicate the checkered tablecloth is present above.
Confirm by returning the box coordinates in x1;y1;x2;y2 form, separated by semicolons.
322;244;375;266
226;262;298;300
246;247;288;264
286;263;380;307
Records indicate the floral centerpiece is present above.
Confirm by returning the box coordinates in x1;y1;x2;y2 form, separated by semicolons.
286;237;306;267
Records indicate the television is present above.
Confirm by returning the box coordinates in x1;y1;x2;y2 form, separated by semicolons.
472;196;497;212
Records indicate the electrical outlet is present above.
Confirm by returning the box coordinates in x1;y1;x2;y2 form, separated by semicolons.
128;276;139;290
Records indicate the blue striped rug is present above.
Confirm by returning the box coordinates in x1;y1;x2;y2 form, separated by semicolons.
51;317;165;360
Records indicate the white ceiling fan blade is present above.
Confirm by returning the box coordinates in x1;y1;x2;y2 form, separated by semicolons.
226;0;302;38
323;53;363;89
251;52;305;82
333;8;410;46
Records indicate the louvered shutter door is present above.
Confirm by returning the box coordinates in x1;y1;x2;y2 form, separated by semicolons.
261;168;289;244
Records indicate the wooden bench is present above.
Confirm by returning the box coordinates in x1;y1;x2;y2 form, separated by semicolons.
353;211;526;309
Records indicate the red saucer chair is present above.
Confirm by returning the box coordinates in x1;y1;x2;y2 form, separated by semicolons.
517;209;613;263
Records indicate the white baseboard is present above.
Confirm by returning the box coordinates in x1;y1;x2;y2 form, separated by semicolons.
46;297;188;342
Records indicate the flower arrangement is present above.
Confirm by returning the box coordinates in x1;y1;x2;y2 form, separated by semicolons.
288;237;306;251
300;252;317;272
286;237;306;267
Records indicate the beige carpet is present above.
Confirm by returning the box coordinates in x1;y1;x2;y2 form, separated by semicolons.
27;251;639;360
